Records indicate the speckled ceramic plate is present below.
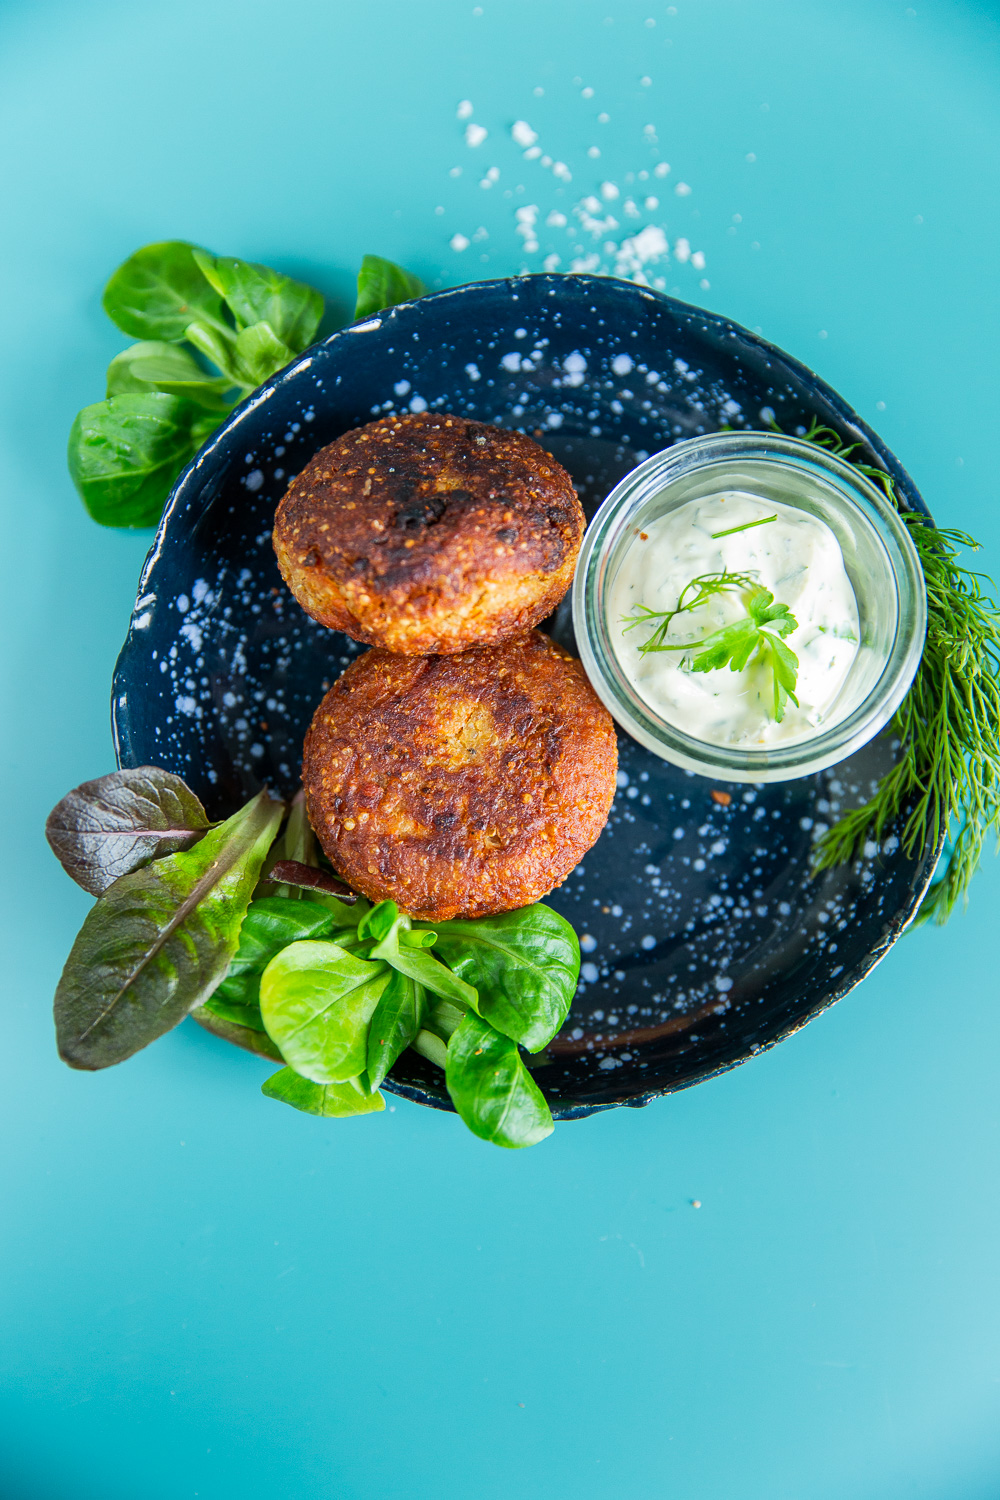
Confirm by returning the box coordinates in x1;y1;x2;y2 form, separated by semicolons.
112;274;939;1119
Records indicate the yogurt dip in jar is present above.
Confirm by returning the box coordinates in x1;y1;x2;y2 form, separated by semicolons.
573;432;926;784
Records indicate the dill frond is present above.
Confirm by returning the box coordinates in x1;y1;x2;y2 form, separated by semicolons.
798;421;1000;923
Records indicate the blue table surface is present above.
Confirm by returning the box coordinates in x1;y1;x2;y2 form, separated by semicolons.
3;2;1000;1496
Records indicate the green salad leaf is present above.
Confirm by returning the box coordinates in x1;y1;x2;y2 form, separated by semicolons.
355;254;427;319
232;321;295;387
68;393;219;527
445;1011;554;1149
428;904;579;1052
194;251;324;349
258;940;392;1084
102;240;229;342
262;1067;385;1117
54;790;282;1069
366;901;479;1009
71;243;427;528
366;970;428;1089
48;759;575;1147
203;895;347;1032
105;341;232;409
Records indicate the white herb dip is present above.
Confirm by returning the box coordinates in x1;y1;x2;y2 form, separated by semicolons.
610;491;860;747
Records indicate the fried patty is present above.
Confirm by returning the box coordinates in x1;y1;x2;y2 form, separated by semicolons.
273;412;584;655
302;631;618;921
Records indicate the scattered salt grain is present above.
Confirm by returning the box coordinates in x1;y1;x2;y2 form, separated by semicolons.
465;123;488;147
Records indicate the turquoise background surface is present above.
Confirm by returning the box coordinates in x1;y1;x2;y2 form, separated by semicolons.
3;1;1000;1495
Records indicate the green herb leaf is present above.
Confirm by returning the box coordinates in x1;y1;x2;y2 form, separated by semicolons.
687;588;800;721
233;321;295;386
67;392;208;528
627;576;801;724
106;341;233;410
102;241;228;342
355;254;427;319
367;970;428;1089
356;898;400;943
368;910;480;1010
54;790;283;1070
262;1067;385;1117
194;252;324;350
182;320;243;387
203;894;346;1032
428;904;579;1052
45;766;213;895
258;940;391;1084
785;419;1000;922
756;630;800;723
446;1012;554;1149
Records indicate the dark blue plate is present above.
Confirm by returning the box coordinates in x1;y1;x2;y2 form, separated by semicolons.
112;275;938;1120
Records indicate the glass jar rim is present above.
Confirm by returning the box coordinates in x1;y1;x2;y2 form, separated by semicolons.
572;431;928;783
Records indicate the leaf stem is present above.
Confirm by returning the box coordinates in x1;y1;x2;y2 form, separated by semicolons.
411;1029;448;1070
711;514;777;538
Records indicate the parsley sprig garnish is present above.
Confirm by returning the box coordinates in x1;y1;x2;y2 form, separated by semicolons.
624;572;801;723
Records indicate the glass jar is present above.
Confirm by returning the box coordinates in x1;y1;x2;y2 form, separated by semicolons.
572;431;927;783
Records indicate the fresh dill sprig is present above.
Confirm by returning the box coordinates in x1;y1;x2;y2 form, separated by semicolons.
623;572;801;722
796;420;1000;923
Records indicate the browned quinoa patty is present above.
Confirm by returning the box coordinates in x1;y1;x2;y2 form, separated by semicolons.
273;412;585;655
302;631;618;921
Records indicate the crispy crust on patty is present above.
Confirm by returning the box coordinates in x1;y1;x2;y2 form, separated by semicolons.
302;631;617;921
273;412;584;655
